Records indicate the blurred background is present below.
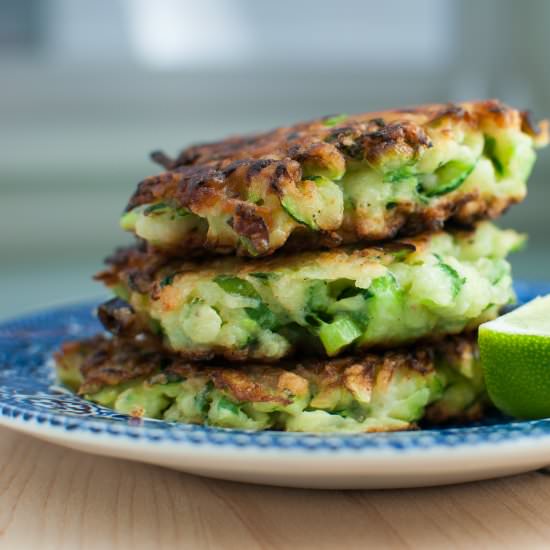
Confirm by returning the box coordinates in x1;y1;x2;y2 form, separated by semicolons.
1;0;549;318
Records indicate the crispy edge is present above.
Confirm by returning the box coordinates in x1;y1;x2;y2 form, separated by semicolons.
124;100;545;257
56;333;477;398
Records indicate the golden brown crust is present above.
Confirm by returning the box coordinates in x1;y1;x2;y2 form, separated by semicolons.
125;100;547;257
142;100;546;178
95;232;428;304
56;332;478;398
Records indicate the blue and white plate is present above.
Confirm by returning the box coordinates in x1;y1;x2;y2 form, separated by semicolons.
1;282;550;490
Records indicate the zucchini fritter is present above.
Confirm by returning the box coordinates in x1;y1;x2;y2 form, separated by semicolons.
96;222;522;361
121;100;547;257
55;333;486;433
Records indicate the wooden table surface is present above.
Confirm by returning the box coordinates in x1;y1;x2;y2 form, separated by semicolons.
2;427;550;549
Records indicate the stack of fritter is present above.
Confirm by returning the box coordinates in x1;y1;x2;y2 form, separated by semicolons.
56;100;548;433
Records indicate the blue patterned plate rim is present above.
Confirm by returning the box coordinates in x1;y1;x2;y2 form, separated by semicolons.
0;280;549;453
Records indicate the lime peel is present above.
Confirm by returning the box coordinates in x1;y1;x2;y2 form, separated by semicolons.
479;294;550;419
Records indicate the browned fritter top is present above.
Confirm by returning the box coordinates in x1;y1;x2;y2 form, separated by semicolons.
94;234;421;298
55;332;477;398
128;99;547;210
118;100;548;258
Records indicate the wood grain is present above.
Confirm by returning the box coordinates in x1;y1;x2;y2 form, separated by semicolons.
1;426;550;550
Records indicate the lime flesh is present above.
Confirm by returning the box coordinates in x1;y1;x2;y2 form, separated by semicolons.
479;295;550;419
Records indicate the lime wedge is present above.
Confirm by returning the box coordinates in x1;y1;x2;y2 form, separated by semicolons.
479;295;550;419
